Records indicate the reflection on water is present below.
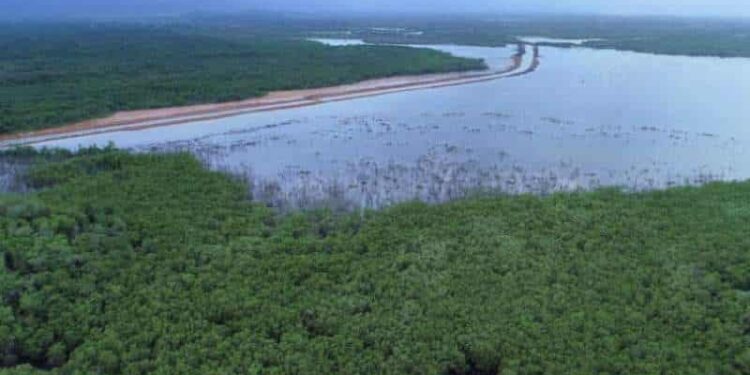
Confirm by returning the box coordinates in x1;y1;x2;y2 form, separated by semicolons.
35;44;750;209
517;36;602;45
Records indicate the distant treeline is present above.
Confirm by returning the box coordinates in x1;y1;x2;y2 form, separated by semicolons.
218;12;750;57
0;24;484;134
0;148;748;374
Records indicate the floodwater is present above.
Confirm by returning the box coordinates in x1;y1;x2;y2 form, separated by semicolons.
34;40;750;209
517;36;602;45
307;38;366;46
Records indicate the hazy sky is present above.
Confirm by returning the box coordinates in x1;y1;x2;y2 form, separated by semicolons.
265;0;750;18
4;0;750;19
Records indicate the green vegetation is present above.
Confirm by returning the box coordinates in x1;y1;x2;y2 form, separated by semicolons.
4;15;748;135
0;24;484;134
1;149;748;374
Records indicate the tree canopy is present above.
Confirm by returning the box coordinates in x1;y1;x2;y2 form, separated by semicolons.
0;24;484;134
0;149;748;374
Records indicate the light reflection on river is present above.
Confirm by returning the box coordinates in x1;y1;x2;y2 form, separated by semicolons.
38;41;750;209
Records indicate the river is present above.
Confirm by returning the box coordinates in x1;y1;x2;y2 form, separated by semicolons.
29;39;750;209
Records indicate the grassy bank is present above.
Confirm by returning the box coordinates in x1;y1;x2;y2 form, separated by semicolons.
0;23;484;135
0;149;748;374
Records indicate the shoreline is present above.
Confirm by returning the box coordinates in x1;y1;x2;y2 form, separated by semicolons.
1;44;539;147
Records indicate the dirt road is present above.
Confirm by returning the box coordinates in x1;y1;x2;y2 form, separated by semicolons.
0;44;540;147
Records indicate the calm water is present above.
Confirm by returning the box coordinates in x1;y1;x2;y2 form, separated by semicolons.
37;42;750;208
517;36;602;45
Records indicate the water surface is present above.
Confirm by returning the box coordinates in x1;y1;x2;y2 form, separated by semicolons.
38;42;750;208
518;36;602;45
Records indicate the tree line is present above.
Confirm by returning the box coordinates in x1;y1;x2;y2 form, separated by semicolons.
0;148;748;374
0;24;484;134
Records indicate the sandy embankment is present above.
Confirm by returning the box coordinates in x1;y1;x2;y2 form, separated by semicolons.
1;44;539;147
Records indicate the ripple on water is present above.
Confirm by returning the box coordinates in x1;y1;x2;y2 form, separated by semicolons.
31;44;750;209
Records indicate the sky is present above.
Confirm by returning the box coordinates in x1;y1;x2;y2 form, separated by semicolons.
3;0;750;20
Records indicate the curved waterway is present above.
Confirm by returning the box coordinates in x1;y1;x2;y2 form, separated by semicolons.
23;40;750;209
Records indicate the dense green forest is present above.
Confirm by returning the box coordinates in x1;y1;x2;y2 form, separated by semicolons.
0;24;484;134
0;148;748;374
